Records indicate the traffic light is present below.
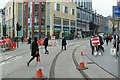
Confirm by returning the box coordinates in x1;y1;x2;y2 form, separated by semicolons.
16;22;22;31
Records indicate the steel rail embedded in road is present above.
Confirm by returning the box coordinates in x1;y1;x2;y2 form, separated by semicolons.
72;44;120;79
85;54;120;80
49;41;87;79
49;51;63;79
72;45;91;80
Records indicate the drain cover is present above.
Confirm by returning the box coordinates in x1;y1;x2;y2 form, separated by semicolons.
87;62;95;64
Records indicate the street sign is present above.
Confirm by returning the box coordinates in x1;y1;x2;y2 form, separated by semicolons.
113;6;120;21
51;36;55;40
91;37;100;46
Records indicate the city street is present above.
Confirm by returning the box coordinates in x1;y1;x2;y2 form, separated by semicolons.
0;38;119;79
0;0;120;80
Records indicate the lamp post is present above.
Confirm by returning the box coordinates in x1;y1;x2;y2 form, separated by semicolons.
80;6;83;36
13;0;15;38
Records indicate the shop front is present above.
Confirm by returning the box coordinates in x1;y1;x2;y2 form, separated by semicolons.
53;26;61;39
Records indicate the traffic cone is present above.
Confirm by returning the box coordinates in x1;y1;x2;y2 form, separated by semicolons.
35;56;43;78
79;51;88;70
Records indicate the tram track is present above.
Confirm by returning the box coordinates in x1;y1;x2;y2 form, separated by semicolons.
72;44;120;79
49;40;119;79
49;41;87;79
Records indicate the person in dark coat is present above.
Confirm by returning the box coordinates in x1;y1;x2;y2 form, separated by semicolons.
21;36;24;43
27;37;39;66
90;34;99;55
90;35;98;55
113;35;120;57
105;35;109;45
62;37;67;50
98;35;104;52
28;37;31;44
43;37;49;54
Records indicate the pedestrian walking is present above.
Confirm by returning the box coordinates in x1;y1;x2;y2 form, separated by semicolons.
98;35;104;52
62;37;67;50
105;35;109;45
27;37;39;67
109;35;113;43
21;36;24;43
28;37;31;44
113;35;120;57
90;35;98;55
43;36;49;54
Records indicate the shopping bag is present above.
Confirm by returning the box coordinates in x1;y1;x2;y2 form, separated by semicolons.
94;51;98;56
98;51;102;56
110;48;116;56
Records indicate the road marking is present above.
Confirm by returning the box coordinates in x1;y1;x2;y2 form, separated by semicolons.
0;61;9;65
14;56;22;60
6;56;12;60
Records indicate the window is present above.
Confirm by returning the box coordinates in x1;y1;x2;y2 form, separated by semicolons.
63;6;68;13
70;9;74;15
54;3;60;11
57;4;60;11
63;6;65;13
54;3;57;11
77;22;81;27
65;6;68;13
70;20;75;26
54;17;61;25
63;19;69;26
77;10;80;18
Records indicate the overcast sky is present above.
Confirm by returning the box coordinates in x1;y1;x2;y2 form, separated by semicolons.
0;0;117;17
92;0;117;17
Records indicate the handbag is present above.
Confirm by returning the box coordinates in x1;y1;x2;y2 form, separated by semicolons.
110;47;116;56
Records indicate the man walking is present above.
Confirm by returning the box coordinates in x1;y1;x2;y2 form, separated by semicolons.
113;35;120;57
62;37;67;50
98;35;104;52
21;36;24;43
27;37;39;67
43;36;49;54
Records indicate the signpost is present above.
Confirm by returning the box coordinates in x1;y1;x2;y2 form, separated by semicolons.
90;37;100;46
113;6;120;21
113;6;120;59
51;36;55;46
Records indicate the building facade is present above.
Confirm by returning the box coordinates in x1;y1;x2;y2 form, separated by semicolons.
107;19;113;34
24;1;76;39
0;9;2;37
75;0;92;37
5;0;23;38
0;8;6;38
4;0;109;39
47;2;77;39
23;1;46;39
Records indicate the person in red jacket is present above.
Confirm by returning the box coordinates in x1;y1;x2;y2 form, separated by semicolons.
109;35;113;43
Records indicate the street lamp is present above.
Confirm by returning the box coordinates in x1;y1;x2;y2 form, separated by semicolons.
13;0;15;38
80;6;83;36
